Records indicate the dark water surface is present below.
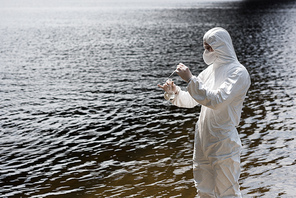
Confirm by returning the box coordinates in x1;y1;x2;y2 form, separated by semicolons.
1;0;296;197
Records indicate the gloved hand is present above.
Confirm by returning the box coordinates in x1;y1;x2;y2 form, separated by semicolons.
157;79;179;94
176;63;193;83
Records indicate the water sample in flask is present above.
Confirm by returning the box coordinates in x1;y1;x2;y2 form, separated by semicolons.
167;78;175;100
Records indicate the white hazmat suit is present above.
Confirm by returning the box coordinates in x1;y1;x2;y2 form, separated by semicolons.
166;28;251;197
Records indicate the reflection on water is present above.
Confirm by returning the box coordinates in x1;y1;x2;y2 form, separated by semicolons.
0;0;296;197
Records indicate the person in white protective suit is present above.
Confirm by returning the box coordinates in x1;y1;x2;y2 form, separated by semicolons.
158;27;251;197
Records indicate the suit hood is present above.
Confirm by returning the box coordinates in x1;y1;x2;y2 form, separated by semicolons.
203;27;238;67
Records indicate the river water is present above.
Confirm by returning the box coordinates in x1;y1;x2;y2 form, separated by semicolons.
0;0;296;197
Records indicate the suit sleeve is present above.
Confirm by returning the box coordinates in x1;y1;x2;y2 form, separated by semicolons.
187;68;250;110
164;86;199;108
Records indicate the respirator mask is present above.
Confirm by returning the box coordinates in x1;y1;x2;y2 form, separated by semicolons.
203;50;217;65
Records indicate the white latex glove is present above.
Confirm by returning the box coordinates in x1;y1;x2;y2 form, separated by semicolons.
157;79;178;94
176;63;193;83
